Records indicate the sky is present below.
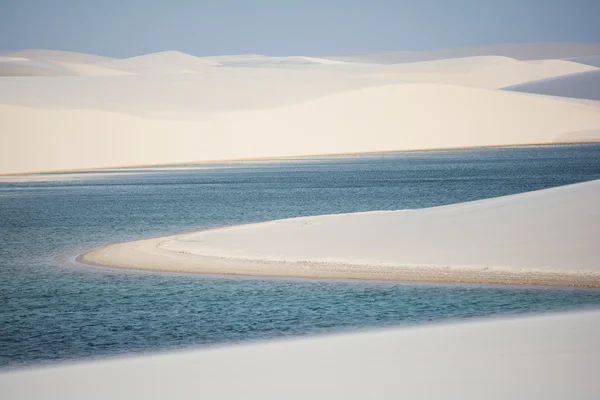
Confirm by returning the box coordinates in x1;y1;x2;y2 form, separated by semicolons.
1;0;599;58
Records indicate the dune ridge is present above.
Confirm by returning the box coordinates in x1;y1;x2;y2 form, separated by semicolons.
3;83;600;174
2;44;600;174
504;69;600;101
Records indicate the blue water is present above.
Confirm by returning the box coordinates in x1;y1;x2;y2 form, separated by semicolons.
1;144;600;368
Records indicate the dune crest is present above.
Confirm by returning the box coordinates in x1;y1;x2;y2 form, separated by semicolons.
1;44;600;174
369;56;597;88
2;83;600;174
100;51;220;73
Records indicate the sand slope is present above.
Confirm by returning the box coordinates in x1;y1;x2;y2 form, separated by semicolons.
371;56;597;88
2;83;600;174
0;49;114;64
204;55;347;67
504;69;600;101
567;55;600;68
2;310;599;399
80;180;600;287
0;60;71;76
100;51;220;73
2;44;600;174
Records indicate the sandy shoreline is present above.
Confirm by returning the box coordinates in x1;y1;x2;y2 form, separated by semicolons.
77;238;600;287
2;140;599;178
77;180;600;288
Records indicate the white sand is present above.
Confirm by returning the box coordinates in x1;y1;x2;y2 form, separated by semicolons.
0;49;115;63
99;51;220;73
79;180;600;287
1;310;599;399
2;44;600;174
504;69;600;101
368;56;596;89
3;83;600;174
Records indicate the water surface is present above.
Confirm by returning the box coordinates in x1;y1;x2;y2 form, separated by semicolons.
1;144;600;367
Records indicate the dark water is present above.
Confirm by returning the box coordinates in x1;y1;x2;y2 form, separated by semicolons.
1;144;600;368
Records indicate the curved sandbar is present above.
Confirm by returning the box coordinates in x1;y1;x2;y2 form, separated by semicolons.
79;180;600;287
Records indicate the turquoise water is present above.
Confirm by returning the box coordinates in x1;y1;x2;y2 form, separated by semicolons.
1;144;600;368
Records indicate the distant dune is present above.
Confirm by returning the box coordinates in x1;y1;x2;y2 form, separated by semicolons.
1;43;600;174
205;55;347;67
367;56;596;88
320;42;600;64
566;55;600;67
0;49;114;63
0;59;71;76
100;51;220;73
504;69;600;101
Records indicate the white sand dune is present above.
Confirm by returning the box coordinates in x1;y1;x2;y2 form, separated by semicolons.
100;51;220;73
2;310;599;399
504;69;600;101
0;59;70;76
208;55;348;67
321;42;600;64
52;61;132;76
369;56;597;88
2;45;600;174
0;68;390;116
163;180;600;271
0;58;130;77
567;55;600;68
2;83;600;174
80;180;600;287
0;49;114;64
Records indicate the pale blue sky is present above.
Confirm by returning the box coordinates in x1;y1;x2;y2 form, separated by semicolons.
1;0;599;57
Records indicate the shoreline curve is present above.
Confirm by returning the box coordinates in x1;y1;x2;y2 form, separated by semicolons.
77;179;600;288
77;240;600;288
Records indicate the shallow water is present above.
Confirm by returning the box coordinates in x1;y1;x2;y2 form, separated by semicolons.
1;144;600;368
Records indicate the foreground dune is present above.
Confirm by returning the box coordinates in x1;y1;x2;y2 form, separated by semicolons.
1;310;599;399
80;180;600;287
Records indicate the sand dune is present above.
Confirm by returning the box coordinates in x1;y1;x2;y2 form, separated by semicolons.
0;59;70;76
53;61;132;76
504;69;600;101
100;51;220;73
80;180;600;287
0;68;390;116
0;49;114;64
2;83;600;174
321;42;600;64
567;55;600;68
2;45;600;174
2;310;599;399
367;56;596;88
208;55;348;67
0;58;130;77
